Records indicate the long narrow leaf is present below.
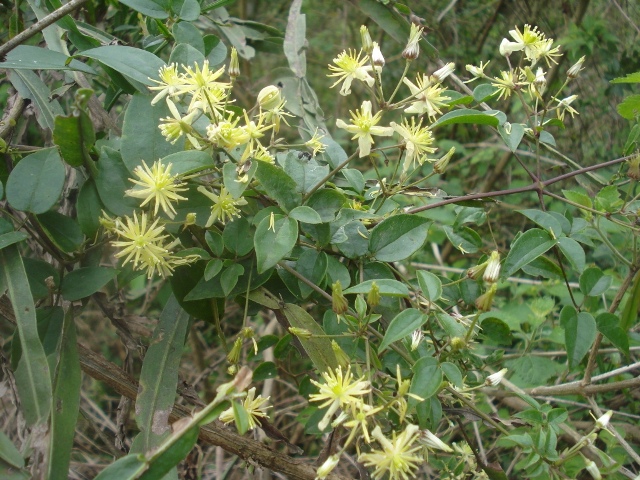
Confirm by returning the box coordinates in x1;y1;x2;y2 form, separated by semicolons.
0;246;52;426
47;307;81;480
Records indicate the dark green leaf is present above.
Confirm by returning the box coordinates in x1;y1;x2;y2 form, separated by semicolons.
472;84;498;103
6;148;65;214
253;362;278;382
53;111;96;167
369;215;430;261
379;309;427;352
232;401;250;435
254;215;298;273
0;46;96;74
305;190;346;223
557;237;585;273
560;306;596;369
177;0;200;21
498;123;525;152
502;229;557;278
255;161;301;212
579;267;612;297
343;279;408;297
94;454;146;480
138;427;198;480
416;270;442;301
118;0;169;18
220;264;244;296
169;43;205;67
76;180;104;238
0;246;52;426
173;21;204;53
441;362;463;388
481;317;513;345
289;206;323;224
222;217;253;256
223;161;257;199
205;230;224;256
620;271;640;331
431;109;506;128
596;313;629;357
204;259;223;281
295;249;327;298
0;430;24;469
0;232;28;250
7;70;64;130
61;267;118;301
443;225;482;254
410;359;441;405
36;211;84;253
81;46;165;88
95;147;139;216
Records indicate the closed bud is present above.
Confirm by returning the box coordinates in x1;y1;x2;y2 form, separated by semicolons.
316;454;340;479
419;429;453;452
567;55;586;79
360;25;373;55
184;212;197;226
585;461;601;480
332;280;349;314
434;147;455;174
331;340;350;368
467;261;488;280
257;85;281;110
451;336;466;350
289;327;312;339
534;67;546;94
475;283;497;312
402;23;423;60
229;47;240;78
371;42;385;67
595;410;612;429
627;152;640;180
367;281;380;307
433;62;455;83
227;337;243;364
483;250;501;284
485;368;508;386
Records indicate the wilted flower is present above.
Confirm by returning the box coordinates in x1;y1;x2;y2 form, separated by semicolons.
360;25;373;54
433;146;455;174
309;365;371;431
332;280;349;314
228;47;240;78
328;49;375;96
336;100;393;157
485;368;508;386
567;55;586;78
331;340;350;368
126;160;187;219
475;283;498;312
359;424;423;480
367;281;381;307
198;186;248;226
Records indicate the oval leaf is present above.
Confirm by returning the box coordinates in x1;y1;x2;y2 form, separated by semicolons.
502;228;557;278
61;267;118;301
369;215;430;262
254;215;298;273
379;309;427;352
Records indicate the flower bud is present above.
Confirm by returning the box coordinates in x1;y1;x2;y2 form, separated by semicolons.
627;152;640;180
229;47;240;78
433;62;455;83
227;337;243;364
433;147;455;174
467;261;488;280
419;429;453;452
451;337;466;350
402;23;423;60
465;61;489;80
289;327;312;339
257;85;281;110
371;42;385;67
331;340;350;368
332;280;348;314
585;461;601;480
367;281;380;307
483;250;501;284
316;454;340;479
184;212;197;226
567;55;586;79
499;38;522;57
475;283;497;312
360;25;373;55
485;368;508;386
410;330;423;351
534;67;546;94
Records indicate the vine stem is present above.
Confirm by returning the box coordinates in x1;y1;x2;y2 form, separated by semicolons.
0;0;90;58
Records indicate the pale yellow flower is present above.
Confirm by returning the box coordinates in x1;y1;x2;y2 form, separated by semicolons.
402;74;451;121
465;60;490;83
206;115;251;150
336;100;393;157
198;186;248;226
390;117;437;173
506;24;545;60
343;399;383;444
149;63;185;105
219;387;270;431
259;99;293;133
125;160;187;219
554;94;579;121
159;99;200;148
316;454;340;480
359;424;423;480
304;128;326;156
328;49;375;96
309;365;371;431
179;59;231;113
491;70;520;100
419;429;453;452
240;110;272;162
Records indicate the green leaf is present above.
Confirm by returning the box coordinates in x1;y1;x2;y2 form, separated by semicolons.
280;152;330;195
232;401;250;435
205;230;224;256
443;225;482;254
282;303;338;372
343;279;408;297
620;271;640;331
121;94;184;173
473;84;498;103
177;0;200;21
0;231;28;250
441;362;463;388
164;151;214;175
557;237;585;273
81;46;165;88
417;271;442;301
410;358;441;405
6;148;65;214
169;43;204;67
579;267;612;297
305;190;346;223
0;430;24;469
295;249;327;298
254;215;298;273
617;94;640;120
594;185;623;213
222;217;253;256
138;423;199;480
611;72;640;83
47;307;81;480
444;90;473;106
563;189;593;214
369;215;430;261
95;147;139;216
173;21;205;54
431;109;506;128
255;161;301;212
36;211;84;253
220;264;244;296
596;313;629;358
481;317;513;345
289;206;323;224
0;246;52;426
283;0;306;77
23;258;59;300
223;161;257;199
560;306;596;369
118;0;169;18
132;296;189;454
7;70;64;130
204;259;223;281
76;180;105;238
498;123;525;152
0;46;96;74
53;111;96;167
502;229;557;278
519;209;563;238
60;267;118;301
379;309;427;352
94;454;146;480
253;362;277;382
